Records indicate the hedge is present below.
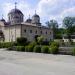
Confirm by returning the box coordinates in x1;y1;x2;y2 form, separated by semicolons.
41;46;49;53
72;48;75;56
33;45;41;53
15;46;25;52
0;42;14;48
49;46;59;54
25;45;33;52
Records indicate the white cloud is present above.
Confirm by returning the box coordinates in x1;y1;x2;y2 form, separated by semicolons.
36;0;75;27
2;1;35;21
1;0;75;27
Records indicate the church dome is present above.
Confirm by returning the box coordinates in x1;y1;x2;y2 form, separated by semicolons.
8;9;23;15
0;18;5;22
32;14;40;18
32;13;40;24
8;8;24;25
26;18;32;23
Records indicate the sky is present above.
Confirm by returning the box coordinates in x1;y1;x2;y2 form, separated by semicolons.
0;0;75;27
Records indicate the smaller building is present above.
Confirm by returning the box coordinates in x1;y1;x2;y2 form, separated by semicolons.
62;34;75;42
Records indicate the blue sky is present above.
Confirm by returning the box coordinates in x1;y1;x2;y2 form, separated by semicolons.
0;0;75;27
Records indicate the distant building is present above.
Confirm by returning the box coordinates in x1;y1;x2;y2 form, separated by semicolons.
0;4;53;42
62;34;75;42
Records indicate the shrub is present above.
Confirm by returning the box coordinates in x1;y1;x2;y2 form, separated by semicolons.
37;36;44;45
41;46;49;53
49;41;59;54
72;48;75;56
0;42;14;48
49;46;59;54
41;41;49;45
15;46;25;52
29;41;37;47
0;43;3;48
25;45;33;52
50;41;59;47
16;37;27;46
33;45;41;53
49;40;53;45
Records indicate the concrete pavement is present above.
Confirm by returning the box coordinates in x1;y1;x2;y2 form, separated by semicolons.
0;49;75;75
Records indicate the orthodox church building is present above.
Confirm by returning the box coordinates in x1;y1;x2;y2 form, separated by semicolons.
0;4;53;42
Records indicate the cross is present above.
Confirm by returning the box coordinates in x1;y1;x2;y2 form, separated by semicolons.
2;14;4;19
29;14;30;19
15;2;17;9
35;10;36;14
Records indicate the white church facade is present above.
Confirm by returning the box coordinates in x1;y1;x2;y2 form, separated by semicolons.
0;4;53;42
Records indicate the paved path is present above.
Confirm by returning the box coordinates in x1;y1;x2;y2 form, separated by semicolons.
0;48;75;75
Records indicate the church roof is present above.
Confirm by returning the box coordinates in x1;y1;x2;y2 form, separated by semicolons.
32;14;40;18
0;19;5;22
8;9;23;15
26;18;32;23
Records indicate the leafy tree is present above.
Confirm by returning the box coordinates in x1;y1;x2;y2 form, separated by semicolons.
37;36;44;45
46;20;58;39
55;28;66;39
16;37;27;46
46;20;58;28
63;16;75;42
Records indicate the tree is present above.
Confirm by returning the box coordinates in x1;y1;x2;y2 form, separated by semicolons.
16;37;27;46
37;36;44;45
63;16;75;42
46;20;58;28
46;20;58;39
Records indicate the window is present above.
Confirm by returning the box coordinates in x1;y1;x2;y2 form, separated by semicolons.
24;29;26;33
50;32;51;34
45;38;47;41
35;30;37;34
40;31;42;34
30;30;32;33
9;17;10;20
50;39;51;41
46;31;47;34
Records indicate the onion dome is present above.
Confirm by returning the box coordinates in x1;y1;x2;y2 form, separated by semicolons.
26;18;32;23
32;14;40;18
8;9;23;15
0;18;5;22
32;13;40;24
8;3;24;25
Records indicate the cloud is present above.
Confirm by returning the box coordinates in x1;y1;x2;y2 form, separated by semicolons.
36;0;75;27
1;0;75;27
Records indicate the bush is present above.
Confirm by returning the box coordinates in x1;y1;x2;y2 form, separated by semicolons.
15;46;25;52
25;42;37;52
16;37;27;46
49;46;59;54
49;41;59;54
0;42;14;48
29;41;37;47
72;48;75;56
50;41;59;47
41;46;49;53
33;45;41;53
25;45;33;52
41;41;49;45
